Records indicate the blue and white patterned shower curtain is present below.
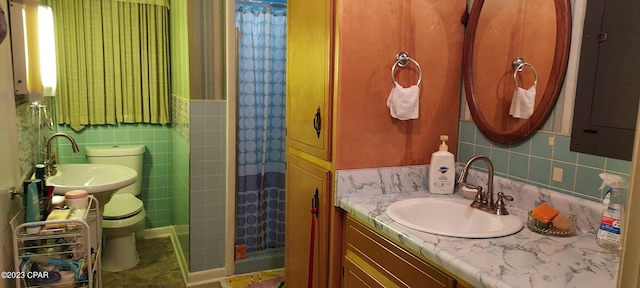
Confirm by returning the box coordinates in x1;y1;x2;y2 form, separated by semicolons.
235;5;286;252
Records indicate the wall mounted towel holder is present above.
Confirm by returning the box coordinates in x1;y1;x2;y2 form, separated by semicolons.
512;57;538;88
391;51;422;87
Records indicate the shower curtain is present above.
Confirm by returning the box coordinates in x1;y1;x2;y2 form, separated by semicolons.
235;5;287;253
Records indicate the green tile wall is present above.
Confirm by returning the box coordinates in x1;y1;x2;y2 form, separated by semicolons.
56;123;173;228
457;121;632;202
172;94;191;268
172;134;190;259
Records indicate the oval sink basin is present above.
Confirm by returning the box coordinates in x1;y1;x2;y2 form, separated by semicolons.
386;198;523;238
47;164;137;194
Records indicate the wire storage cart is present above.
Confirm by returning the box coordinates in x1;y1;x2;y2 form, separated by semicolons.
12;196;102;287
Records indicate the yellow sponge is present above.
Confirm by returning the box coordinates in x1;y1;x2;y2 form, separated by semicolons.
531;202;559;224
44;209;71;229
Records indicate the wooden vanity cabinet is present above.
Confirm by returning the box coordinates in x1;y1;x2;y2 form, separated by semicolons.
343;215;472;288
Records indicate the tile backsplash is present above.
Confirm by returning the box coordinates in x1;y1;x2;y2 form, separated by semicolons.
16;97;57;179
16;101;38;179
15;97;173;228
457;121;631;203
56;123;173;228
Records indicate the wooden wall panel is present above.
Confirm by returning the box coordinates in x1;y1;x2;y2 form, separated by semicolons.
335;0;466;169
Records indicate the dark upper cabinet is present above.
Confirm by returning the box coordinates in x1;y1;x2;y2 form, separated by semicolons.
571;0;640;160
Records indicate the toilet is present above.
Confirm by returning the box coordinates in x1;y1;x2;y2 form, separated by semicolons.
85;145;146;272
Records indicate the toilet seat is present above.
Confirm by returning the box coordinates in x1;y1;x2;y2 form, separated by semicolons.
103;194;144;220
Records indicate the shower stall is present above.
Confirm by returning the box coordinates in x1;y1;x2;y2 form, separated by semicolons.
234;0;287;273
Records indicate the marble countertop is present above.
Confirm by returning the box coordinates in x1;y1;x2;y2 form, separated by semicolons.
336;165;620;288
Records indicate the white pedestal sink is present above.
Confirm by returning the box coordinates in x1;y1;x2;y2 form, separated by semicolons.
46;163;138;212
46;163;138;270
386;198;523;238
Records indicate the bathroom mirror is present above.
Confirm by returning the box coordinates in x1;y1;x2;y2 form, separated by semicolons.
462;0;571;144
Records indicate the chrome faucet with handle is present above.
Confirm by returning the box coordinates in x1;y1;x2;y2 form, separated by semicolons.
45;132;80;177
457;155;514;215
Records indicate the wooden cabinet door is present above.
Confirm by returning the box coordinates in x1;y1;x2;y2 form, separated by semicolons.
343;256;391;288
286;0;333;160
285;154;330;288
344;215;456;288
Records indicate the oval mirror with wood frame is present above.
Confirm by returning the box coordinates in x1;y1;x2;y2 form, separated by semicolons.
463;0;572;144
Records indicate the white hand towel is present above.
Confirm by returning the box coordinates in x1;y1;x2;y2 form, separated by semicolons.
386;84;420;120
509;85;536;119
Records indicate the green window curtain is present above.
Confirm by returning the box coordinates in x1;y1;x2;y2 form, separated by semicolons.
52;0;170;131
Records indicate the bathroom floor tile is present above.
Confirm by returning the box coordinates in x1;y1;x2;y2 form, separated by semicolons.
101;237;222;288
101;270;125;287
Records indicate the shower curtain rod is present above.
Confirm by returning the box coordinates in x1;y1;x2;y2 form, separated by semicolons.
236;0;286;9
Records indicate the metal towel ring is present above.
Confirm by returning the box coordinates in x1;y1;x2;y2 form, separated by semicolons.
512;57;538;88
391;51;422;87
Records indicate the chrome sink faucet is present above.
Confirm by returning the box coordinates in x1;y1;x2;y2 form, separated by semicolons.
45;132;80;177
458;155;496;212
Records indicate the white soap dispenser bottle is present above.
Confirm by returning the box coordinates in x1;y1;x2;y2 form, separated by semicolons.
429;135;455;194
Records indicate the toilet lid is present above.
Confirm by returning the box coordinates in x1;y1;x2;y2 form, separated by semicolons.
103;194;144;220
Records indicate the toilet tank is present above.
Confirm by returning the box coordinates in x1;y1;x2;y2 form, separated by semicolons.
85;145;145;196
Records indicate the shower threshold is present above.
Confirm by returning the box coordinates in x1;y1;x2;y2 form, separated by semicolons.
234;247;284;274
